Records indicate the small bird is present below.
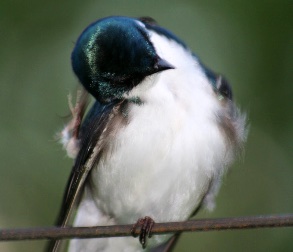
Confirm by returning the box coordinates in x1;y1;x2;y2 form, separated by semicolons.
48;16;247;252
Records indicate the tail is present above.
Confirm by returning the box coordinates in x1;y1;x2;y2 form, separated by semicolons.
150;234;181;252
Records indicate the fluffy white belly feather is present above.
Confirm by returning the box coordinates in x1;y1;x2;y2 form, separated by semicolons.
93;74;225;222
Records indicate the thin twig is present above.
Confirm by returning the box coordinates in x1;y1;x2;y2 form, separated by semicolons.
1;214;292;242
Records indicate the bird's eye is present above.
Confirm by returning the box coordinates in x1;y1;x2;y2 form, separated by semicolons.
216;75;233;100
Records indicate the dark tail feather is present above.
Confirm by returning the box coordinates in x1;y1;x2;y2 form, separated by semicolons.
150;234;181;252
45;237;63;252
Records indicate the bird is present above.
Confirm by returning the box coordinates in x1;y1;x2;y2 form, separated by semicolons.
47;16;247;252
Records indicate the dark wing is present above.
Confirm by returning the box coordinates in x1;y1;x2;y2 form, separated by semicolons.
47;100;123;252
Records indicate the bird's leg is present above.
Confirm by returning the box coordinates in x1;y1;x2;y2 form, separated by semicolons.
131;216;155;249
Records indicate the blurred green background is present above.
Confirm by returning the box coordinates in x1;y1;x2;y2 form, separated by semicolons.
0;0;292;251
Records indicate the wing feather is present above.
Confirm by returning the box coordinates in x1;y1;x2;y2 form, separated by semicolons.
47;100;125;252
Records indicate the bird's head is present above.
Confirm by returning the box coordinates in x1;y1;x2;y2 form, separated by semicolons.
72;16;174;103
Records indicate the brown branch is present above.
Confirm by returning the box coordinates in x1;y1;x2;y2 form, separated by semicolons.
1;214;292;242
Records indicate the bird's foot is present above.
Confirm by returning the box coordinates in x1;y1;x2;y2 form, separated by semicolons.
131;216;155;249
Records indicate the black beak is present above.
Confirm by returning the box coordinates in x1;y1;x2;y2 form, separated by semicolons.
154;58;175;73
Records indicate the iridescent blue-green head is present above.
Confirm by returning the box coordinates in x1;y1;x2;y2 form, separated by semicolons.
71;16;173;103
